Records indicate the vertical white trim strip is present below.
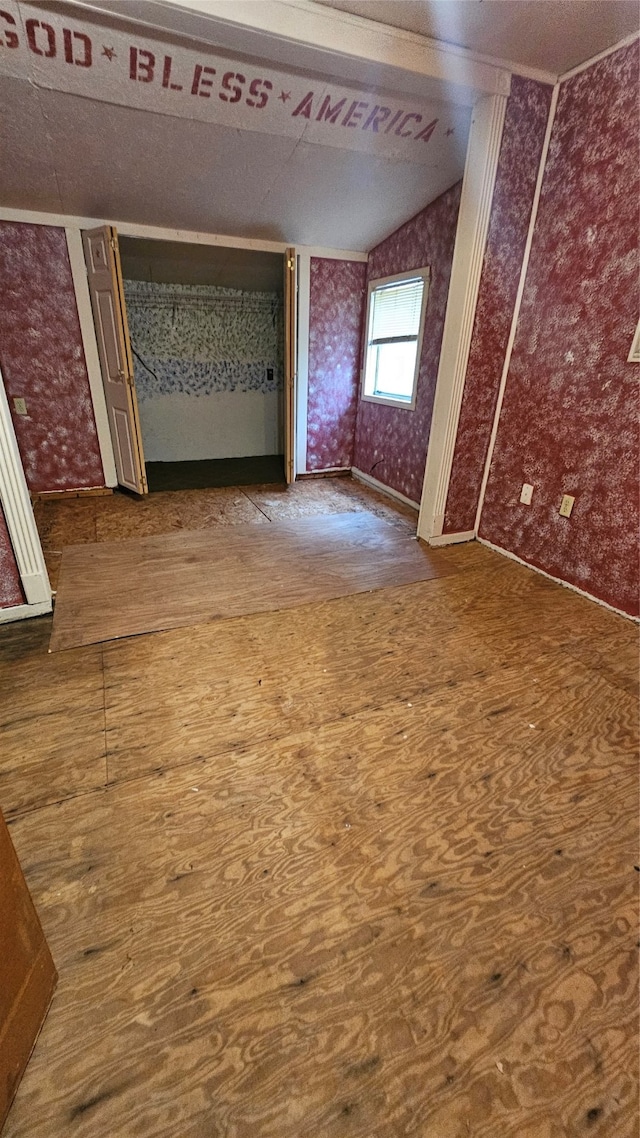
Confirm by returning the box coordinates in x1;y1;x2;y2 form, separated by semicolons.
65;228;118;487
0;366;51;607
474;83;560;534
417;92;508;541
296;251;311;474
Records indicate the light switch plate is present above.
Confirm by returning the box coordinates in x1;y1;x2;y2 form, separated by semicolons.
520;483;534;505
559;494;575;518
13;397;27;416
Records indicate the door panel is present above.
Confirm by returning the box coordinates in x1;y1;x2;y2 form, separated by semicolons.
113;407;139;488
284;248;297;485
82;226;147;495
0;806;57;1130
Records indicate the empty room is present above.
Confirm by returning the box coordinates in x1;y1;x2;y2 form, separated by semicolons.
0;1;638;1136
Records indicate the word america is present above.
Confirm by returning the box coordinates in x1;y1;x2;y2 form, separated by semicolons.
0;13;440;144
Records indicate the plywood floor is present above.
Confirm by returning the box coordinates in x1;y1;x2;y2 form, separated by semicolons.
50;512;454;652
33;477;417;592
3;483;639;1138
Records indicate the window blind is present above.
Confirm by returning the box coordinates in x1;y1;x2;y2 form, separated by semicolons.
370;277;424;344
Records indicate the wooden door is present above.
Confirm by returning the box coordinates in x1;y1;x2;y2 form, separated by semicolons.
284;248;297;485
82;226;148;494
0;807;57;1130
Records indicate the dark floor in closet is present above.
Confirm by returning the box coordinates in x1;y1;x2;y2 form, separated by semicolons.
146;456;285;492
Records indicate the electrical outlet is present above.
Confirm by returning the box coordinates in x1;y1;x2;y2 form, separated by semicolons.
520;483;534;505
559;494;575;518
13;397;27;416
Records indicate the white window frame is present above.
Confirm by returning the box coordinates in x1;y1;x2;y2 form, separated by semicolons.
360;267;430;411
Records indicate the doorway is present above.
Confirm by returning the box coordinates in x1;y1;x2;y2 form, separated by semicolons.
82;229;297;497
119;237;287;492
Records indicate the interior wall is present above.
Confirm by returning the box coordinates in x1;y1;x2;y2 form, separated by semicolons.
306;257;367;471
0;505;23;608
443;76;553;532
124;280;284;463
478;41;639;616
352;182;462;503
0;222;105;493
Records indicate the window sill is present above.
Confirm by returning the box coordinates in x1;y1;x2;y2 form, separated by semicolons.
361;393;416;411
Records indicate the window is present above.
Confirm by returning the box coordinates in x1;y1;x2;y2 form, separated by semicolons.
361;268;430;409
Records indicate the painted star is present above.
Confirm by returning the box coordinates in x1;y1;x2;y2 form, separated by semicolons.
279;90;292;103
102;46;117;61
445;127;455;136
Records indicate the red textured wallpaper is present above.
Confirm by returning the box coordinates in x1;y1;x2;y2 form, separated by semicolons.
0;503;23;608
444;77;553;533
479;42;639;617
0;222;105;493
306;258;367;471
353;182;462;503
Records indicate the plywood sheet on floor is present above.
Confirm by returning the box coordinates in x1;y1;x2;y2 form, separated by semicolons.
5;654;638;1138
1;541;638;1137
49;513;454;652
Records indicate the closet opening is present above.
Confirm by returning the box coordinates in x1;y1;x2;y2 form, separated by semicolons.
118;237;287;492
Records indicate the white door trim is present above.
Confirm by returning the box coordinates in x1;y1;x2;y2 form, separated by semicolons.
65;228;118;488
0;365;51;609
417;92;508;543
296;251;311;474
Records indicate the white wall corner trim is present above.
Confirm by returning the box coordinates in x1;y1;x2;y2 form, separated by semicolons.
473;83;560;535
427;529;475;547
416;91;507;543
296;252;311;474
65;228;118;487
351;467;419;511
478;537;639;623
0;367;52;607
559;30;639;82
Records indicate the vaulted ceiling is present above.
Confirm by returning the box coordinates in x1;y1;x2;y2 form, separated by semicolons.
0;1;636;250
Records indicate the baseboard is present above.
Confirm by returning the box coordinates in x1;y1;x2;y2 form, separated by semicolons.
478;537;639;622
427;529;476;547
31;487;112;501
0;600;52;624
351;468;420;511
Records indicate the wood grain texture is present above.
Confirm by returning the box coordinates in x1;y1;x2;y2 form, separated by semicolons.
0;488;637;1138
0;640;106;818
50;513;453;652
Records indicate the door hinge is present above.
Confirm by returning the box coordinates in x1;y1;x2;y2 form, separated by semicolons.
110;237;117;251
287;257;295;271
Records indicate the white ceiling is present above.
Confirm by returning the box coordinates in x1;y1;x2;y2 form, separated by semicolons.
0;1;636;251
0;0;471;250
314;1;639;76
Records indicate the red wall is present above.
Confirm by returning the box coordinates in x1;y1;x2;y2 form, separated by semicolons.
444;77;553;532
0;222;105;494
0;505;23;608
478;42;639;616
353;182;462;503
306;257;367;471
